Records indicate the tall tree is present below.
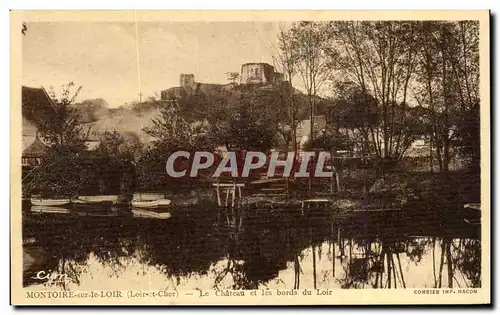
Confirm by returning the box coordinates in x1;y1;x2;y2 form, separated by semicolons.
449;21;480;169
32;82;87;147
329;82;379;155
414;21;480;171
273;23;299;152
290;21;333;142
209;87;280;151
328;21;420;160
143;97;197;147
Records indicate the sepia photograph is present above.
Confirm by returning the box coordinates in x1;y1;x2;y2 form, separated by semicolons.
10;10;490;305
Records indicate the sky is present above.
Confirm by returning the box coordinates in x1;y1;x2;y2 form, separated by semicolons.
22;21;282;108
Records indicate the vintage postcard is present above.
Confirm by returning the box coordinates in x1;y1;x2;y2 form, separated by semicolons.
10;10;490;305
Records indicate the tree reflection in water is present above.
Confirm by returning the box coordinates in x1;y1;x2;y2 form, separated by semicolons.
23;206;481;290
334;235;480;289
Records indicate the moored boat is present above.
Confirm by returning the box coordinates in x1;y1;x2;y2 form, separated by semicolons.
131;199;171;208
77;195;120;203
464;203;481;211
463;203;481;226
30;206;71;214
132;208;171;219
75;210;120;217
30;198;71;207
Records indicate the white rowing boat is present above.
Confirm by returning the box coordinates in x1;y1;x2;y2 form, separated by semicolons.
463;203;481;226
132;208;171;219
30;198;71;207
464;203;481;211
131;199;171;208
77;195;119;203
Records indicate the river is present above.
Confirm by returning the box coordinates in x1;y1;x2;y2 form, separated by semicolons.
22;204;481;291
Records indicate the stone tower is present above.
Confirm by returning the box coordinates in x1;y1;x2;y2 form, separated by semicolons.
180;74;195;88
240;63;276;85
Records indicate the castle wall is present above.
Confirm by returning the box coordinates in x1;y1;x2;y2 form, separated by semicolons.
161;63;283;99
240;63;275;84
262;64;275;84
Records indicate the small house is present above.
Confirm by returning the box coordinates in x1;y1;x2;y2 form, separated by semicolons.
22;133;48;166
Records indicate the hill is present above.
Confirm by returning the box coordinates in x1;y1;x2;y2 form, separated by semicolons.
74;83;333;145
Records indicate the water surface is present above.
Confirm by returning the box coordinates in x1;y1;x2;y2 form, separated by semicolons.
22;205;481;290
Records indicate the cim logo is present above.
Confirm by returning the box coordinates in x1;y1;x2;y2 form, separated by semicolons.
31;270;73;283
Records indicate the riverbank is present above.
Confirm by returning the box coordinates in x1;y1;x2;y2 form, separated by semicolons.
152;167;481;217
22;167;481;240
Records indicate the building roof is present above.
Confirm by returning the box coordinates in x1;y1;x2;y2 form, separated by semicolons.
22;134;48;158
22;86;56;123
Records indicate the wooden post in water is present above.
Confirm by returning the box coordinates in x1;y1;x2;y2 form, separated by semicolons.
225;189;230;207
331;220;335;277
338;226;345;259
231;182;236;228
216;186;221;207
212;183;245;229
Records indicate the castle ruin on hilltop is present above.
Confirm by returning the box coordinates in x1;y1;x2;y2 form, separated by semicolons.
178;63;283;89
161;62;284;100
239;63;283;85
